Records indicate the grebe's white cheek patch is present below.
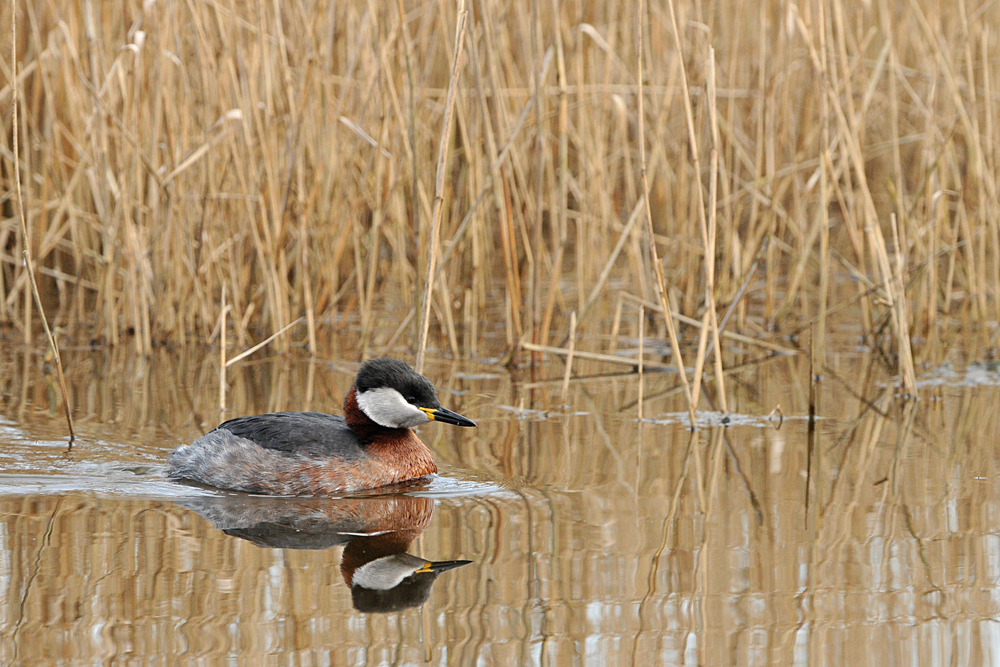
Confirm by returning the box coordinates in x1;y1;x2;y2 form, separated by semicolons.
352;555;425;590
356;387;429;428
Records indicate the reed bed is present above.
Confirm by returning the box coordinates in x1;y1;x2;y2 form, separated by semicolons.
1;1;997;398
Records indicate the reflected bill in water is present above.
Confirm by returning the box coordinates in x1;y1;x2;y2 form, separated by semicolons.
175;492;471;613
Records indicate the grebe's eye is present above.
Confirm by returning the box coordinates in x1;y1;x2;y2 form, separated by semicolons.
406;395;417;404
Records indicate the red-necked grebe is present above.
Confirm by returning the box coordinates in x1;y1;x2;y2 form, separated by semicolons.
167;357;476;495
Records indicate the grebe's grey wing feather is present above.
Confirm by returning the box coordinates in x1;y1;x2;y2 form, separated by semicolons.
214;411;365;459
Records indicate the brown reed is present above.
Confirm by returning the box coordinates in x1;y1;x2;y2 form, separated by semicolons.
9;3;74;442
416;0;468;374
1;0;997;404
641;0;696;424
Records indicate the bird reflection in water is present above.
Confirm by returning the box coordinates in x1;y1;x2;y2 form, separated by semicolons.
176;490;470;612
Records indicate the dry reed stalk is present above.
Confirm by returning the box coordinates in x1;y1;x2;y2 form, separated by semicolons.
577;197;644;326
619;292;798;356
435;273;460;358
638;0;696;427
528;0;544;371
428;48;552;281
660;0;711;270
416;0;468;374
718;235;769;333
608;295;624;355
889;214;917;393
394;0;419;288
629;353;782;410
868;215;917;394
10;5;74;442
560;311;576;404
910;0;996;322
468;24;521;344
482;5;531;349
637;305;644;422
3;1;999;364
385;308;416;352
521;370;634;391
298;200;317;356
520;342;675;372
219;287;227;415
806;327;817;523
983;27;1000;326
359;89;390;355
816;1;831;390
225;317;303;368
704;50;728;413
537;0;569;350
877;7;909;324
688;310;712;411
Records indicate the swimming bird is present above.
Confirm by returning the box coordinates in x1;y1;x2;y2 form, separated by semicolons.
167;357;476;495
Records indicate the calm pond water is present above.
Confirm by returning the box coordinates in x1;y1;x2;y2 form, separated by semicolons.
1;341;999;665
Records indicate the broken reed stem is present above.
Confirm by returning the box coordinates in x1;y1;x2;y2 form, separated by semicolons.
637;0;696;427
385;308;416;352
561;311;577;404
11;6;75;443
620;291;798;356
416;0;468;374
578;196;644;326
225;317;303;367
521;342;675;371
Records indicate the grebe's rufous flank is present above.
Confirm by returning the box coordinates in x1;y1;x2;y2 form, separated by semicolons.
167;357;476;495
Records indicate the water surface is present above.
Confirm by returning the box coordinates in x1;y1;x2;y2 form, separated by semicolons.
1;344;998;665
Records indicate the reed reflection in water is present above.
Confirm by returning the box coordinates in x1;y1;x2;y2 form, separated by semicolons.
1;346;1000;664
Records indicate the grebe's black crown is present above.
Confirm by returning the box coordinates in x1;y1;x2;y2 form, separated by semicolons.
355;357;439;407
